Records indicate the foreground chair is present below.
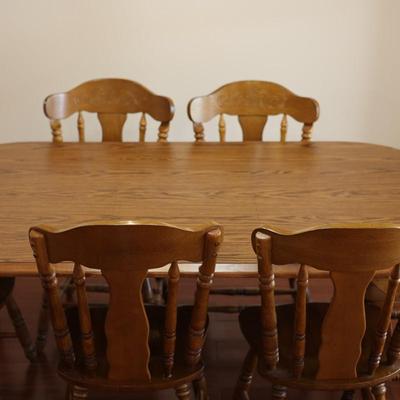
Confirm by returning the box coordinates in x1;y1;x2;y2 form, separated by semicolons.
29;221;222;399
44;78;175;142
187;80;319;143
235;224;400;400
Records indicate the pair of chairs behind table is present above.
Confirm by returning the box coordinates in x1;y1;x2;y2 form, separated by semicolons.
29;221;400;400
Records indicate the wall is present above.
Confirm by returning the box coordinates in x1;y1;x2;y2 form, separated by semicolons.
0;0;399;146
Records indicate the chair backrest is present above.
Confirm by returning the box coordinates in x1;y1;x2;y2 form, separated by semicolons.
29;221;222;382
188;81;319;143
44;79;175;143
252;224;400;381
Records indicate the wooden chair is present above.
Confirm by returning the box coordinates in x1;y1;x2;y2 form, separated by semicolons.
235;224;400;400
0;277;36;361
44;78;175;142
29;221;222;399
188;81;319;307
187;80;319;143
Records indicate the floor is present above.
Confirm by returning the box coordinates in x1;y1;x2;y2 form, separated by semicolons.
0;276;399;400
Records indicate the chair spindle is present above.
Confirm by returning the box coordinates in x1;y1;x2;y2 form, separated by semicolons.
369;264;400;374
193;123;205;142
158;121;169;142
73;263;97;372
301;123;313;145
186;230;220;366
51;119;63;143
256;232;279;370
280;114;288;143
293;264;308;378
139;112;147;142
29;230;74;366
388;317;400;364
77;111;85;142
218;114;226;142
163;261;180;377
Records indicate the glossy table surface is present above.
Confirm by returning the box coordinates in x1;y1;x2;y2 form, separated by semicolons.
1;141;400;271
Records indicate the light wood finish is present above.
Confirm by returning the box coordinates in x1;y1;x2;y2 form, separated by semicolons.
187;81;319;143
44;78;175;142
1;141;400;269
237;225;400;399
29;221;222;396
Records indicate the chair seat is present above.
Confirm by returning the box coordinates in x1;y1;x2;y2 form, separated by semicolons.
59;304;205;391
239;303;400;390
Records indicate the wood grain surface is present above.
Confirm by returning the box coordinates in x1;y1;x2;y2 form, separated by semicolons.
1;141;400;266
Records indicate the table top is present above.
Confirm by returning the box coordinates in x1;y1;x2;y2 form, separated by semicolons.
1;141;400;265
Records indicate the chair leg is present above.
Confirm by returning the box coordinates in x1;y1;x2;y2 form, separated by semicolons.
5;294;36;361
35;290;50;354
233;348;258;400
341;390;355;400
193;372;208;400
372;383;387;400
176;383;192;400
272;385;287;400
70;385;88;399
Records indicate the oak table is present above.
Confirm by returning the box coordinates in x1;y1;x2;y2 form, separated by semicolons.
1;141;400;278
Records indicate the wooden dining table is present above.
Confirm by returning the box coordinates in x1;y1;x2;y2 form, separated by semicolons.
1;141;400;278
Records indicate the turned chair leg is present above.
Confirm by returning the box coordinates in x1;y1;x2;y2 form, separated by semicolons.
341;390;355;400
36;290;50;354
66;385;88;400
233;348;258;400
193;372;208;400
5;294;36;361
176;383;192;400
272;385;287;400
372;383;387;400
